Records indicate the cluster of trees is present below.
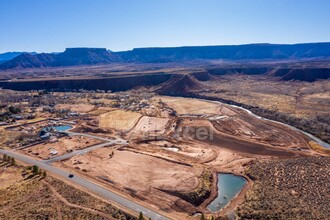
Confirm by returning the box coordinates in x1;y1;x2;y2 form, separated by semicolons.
0;105;22;122
27;165;47;178
2;154;15;165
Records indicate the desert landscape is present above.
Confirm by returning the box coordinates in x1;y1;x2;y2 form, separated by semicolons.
1;3;330;218
1;73;329;219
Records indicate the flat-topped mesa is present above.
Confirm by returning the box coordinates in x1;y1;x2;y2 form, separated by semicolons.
2;42;330;70
55;48;119;66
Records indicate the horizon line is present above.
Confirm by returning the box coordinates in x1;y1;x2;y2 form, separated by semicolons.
1;41;330;54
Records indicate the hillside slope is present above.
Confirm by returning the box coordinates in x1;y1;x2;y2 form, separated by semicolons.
156;74;204;95
0;48;119;69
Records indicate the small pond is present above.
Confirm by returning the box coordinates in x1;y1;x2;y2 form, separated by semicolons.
52;125;72;132
207;173;247;212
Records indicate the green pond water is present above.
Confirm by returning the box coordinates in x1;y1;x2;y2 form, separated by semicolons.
207;173;247;212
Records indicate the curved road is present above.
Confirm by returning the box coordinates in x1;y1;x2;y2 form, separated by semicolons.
43;131;128;164
0;149;170;220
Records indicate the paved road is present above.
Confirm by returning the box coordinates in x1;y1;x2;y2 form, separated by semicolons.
43;131;128;164
0;149;170;220
66;131;127;144
43;142;115;164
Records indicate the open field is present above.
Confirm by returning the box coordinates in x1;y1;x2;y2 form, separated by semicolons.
200;74;330;119
60;148;203;209
129;116;169;137
0;165;23;189
99;110;142;131
55;103;95;113
0;160;136;220
156;96;223;115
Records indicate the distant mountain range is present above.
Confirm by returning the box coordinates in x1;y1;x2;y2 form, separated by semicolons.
1;43;330;69
0;52;36;64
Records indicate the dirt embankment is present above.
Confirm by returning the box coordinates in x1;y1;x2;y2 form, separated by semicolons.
187;126;297;158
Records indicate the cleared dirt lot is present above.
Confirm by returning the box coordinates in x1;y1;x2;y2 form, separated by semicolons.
99;110;142;131
129;116;169;137
188;126;296;157
157;96;223;115
59;147;203;213
64;148;201;192
55;104;95;113
22;136;103;159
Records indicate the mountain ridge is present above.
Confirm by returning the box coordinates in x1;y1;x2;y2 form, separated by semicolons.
1;43;330;69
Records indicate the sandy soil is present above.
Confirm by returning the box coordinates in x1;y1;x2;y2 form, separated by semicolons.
23;136;103;159
55;104;95;113
64;148;202;192
0;165;23;189
58;147;204;215
156;96;223;115
98;110;141;131
128;116;169;137
180;119;309;158
138;140;217;164
88;107;117;116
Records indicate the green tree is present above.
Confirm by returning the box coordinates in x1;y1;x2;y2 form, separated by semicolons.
8;106;21;114
3;154;7;162
138;212;144;220
32;165;39;175
10;157;15;165
43;171;47;178
200;213;205;220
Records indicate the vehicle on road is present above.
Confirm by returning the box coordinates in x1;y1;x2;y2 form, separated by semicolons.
68;174;74;178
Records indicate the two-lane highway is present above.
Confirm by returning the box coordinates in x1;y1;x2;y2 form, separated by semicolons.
0;149;170;220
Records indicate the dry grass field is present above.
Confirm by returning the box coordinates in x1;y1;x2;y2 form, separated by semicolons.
202;75;330;119
99;110;142;131
156;96;222;114
55;103;95;113
0;161;136;220
0;165;23;189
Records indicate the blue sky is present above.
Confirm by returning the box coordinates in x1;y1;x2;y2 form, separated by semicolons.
1;0;330;53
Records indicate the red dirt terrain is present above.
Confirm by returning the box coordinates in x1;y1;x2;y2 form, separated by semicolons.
156;74;204;95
